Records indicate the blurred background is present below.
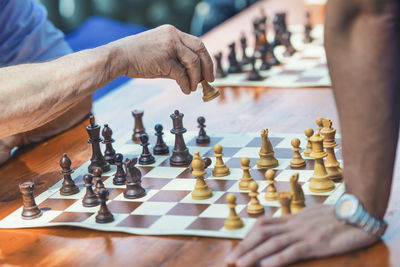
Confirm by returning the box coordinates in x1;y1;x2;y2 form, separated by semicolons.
39;0;259;36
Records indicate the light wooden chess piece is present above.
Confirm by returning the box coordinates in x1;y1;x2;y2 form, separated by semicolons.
278;191;292;216
256;129;279;169
290;138;306;168
316;117;323;133
320;119;343;182
239;157;254;190
247;181;264;215
191;151;213;200
303;128;314;157
289;173;305;214
201;80;220;102
309;132;335;193
224;193;244;230
212;144;230;177
264;169;278;201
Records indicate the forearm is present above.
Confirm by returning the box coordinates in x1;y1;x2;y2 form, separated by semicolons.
0;44;123;138
325;0;400;218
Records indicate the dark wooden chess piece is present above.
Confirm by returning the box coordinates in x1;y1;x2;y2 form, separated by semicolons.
196;116;210;144
272;13;287;47
259;45;271;70
282;31;296;57
240;33;251;66
247;56;264;81
102;124;116;164
113;153;126;185
304;11;313;43
267;44;280;66
19;181;42;219
153;124;169;155
86;115;110;174
169;110;193;166
82;174;99;207
131;109;146;142
95;188;114;223
59;153;79;196
214;52;226;78
93;167;106;195
139;133;155;165
123;158;146;199
227;42;242;74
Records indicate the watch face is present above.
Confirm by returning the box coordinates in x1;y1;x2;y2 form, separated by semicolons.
336;194;359;219
339;199;356;216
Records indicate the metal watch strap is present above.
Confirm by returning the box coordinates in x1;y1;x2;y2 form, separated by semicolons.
349;201;387;237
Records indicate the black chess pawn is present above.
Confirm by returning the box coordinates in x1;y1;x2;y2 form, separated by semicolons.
93;167;107;195
272;13;287;47
170;110;193;166
113;153;126;185
267;45;280;66
95;188;114;223
214;52;226;78
59;153;79;196
102;124;116;164
282;31;296;57
259;45;271;71
82;174;99;207
227;42;242;74
123;158;146;199
153;124;169;155
131;109;146;142
196;116;210;144
139;133;155;165
304;11;313;43
247;56;264;81
240;33;251;66
19;181;42;219
86;115;110;174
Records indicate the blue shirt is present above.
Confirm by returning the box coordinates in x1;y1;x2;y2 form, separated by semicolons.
0;0;72;66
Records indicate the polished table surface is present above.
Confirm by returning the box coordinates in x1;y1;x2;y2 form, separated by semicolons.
1;0;399;266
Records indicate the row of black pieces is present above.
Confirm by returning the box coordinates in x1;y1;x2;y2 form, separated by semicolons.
83;157;146;223
57;151;145;223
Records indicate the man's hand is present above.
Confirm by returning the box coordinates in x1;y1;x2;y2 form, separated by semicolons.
226;205;379;267
109;25;215;95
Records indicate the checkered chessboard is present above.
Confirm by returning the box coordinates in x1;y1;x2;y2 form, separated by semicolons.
212;25;331;88
0;131;344;239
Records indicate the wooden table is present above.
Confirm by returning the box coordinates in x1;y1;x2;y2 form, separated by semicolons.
1;0;399;266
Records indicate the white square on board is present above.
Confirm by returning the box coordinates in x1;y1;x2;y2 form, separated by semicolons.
149;215;197;231
131;202;177;215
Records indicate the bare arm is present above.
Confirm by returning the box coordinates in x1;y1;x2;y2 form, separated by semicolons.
326;0;400;218
226;1;399;266
0;46;113;137
0;25;214;138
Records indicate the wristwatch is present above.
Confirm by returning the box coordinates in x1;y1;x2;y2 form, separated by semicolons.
335;193;388;237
